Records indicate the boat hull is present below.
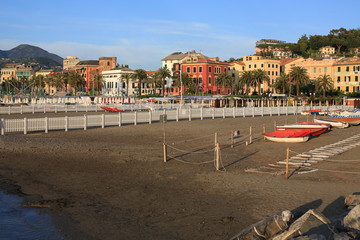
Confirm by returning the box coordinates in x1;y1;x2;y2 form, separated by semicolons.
264;135;310;143
314;119;350;128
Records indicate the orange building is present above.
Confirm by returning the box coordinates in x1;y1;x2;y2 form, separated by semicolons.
181;51;231;94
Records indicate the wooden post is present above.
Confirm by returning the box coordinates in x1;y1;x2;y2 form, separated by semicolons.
134;111;137;125
285;147;290;179
189;108;192;121
249;126;252;144
20;105;23;114
163;143;167;162
32;105;35;114
231;131;234;148
263;124;266;140
43;105;46;113
223;108;225;119
233;107;235;118
45;117;48;133
24;118;27;135
274;121;276;131
215;143;220;171
201;107;203;120
212;107;215;119
252;106;255;117
101;114;105;128
1;118;4;135
214;132;218;146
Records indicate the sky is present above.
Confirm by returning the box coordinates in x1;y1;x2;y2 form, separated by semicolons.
1;0;359;70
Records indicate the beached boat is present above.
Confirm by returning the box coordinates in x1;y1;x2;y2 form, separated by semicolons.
301;109;321;115
276;123;330;136
314;118;350;128
323;115;360;125
264;129;311;143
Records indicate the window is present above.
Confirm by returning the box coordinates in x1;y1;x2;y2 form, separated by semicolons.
346;66;349;72
186;67;190;73
314;68;316;73
254;64;257;68
337;67;341;72
337;76;340;82
272;64;274;68
268;64;270;68
337;87;340;91
355;76;359;82
346;86;349;92
249;64;251;68
208;67;212;72
193;67;197;73
208;77;212;84
324;67;327;73
199;67;203;73
261;64;264;68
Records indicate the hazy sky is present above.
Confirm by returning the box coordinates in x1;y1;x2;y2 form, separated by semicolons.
1;0;359;70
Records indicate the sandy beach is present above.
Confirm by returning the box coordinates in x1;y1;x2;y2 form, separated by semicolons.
0;113;359;240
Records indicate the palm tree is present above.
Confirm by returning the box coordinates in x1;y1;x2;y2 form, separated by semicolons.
289;66;309;97
316;74;333;99
120;73;132;97
173;72;195;94
68;71;86;95
31;75;46;97
131;69;148;96
239;70;254;95
147;72;162;95
215;72;233;95
91;74;103;96
274;73;291;94
157;67;171;96
252;69;270;95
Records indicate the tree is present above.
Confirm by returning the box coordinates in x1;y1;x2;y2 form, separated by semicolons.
274;73;291;94
252;69;270;95
239;70;254;95
173;72;196;94
316;74;334;99
157;67;171;96
31;75;46;97
120;73;132;97
91;74;103;96
215;72;233;95
67;71;86;95
131;69;148;96
289;66;309;97
297;34;309;56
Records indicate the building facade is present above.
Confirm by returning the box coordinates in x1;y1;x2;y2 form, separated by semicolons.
333;57;360;93
63;56;81;70
101;65;134;96
181;51;231;94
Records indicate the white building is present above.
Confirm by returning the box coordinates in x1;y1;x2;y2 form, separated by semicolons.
101;65;134;96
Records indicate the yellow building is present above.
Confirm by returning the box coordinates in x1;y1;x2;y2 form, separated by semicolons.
242;56;281;93
333;57;360;93
290;58;337;81
0;64;17;82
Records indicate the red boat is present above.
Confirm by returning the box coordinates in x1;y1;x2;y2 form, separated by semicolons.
276;123;330;136
264;129;311;143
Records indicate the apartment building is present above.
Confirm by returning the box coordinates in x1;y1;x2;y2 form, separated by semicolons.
101;65;134;96
333;57;360;93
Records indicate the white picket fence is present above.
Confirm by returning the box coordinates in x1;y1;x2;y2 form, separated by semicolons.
0;105;353;135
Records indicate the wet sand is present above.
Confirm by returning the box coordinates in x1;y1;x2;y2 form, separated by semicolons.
0;114;359;240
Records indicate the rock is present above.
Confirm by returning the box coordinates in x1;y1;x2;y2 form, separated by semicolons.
230;210;292;240
333;232;355;240
273;209;334;240
343;205;360;231
345;193;360;208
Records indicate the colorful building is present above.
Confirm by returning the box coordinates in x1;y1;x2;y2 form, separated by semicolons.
333;57;360;93
181;51;231;94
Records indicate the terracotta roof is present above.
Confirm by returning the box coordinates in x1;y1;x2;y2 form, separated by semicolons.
147;70;160;75
230;61;245;66
280;58;300;66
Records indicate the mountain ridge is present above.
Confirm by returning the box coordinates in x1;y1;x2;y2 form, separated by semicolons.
0;44;63;64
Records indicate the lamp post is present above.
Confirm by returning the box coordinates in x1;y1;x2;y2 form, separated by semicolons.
180;64;183;106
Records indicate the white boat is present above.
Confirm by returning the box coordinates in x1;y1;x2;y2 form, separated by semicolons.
314;119;350;128
264;135;310;143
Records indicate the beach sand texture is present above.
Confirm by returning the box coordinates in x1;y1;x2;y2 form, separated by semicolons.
0;114;359;240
